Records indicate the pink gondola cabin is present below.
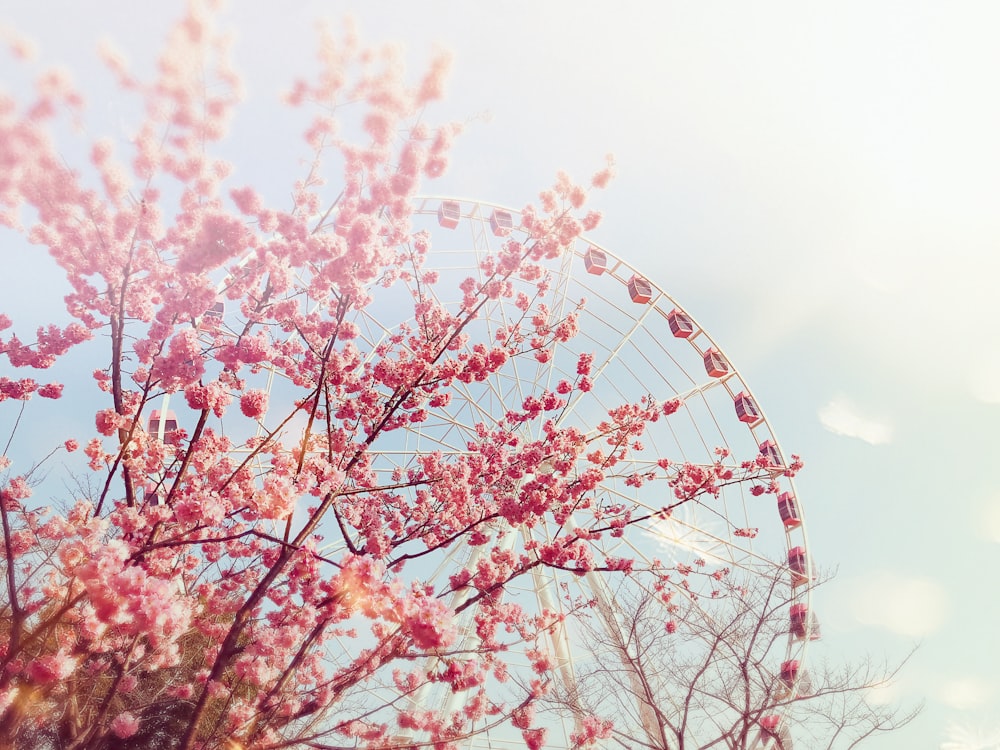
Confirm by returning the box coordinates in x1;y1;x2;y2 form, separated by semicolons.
667;309;695;338
790;603;821;640
584;246;607;275
759;439;782;467
734;391;761;424
779;660;799;687
778;492;801;528
200;300;224;332
787;546;813;586
703;348;730;378
489;209;514;236
143;485;163;507
148;409;178;440
759;715;793;748
437;200;461;229
779;659;813;696
627;274;652;304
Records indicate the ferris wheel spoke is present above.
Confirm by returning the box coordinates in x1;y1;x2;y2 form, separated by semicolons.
553;290;659;426
526;247;585;437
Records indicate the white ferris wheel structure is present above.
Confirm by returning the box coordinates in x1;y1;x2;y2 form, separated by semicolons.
151;196;817;750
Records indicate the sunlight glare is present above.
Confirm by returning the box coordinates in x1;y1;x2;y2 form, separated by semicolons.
644;513;727;566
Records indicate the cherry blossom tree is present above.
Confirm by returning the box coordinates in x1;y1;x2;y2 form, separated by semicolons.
0;3;799;749
543;571;920;750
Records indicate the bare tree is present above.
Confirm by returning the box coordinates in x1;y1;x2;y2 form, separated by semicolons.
545;569;920;750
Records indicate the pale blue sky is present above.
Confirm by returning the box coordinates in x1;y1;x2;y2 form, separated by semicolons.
3;3;999;748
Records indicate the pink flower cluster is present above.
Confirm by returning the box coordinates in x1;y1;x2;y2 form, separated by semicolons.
0;3;801;747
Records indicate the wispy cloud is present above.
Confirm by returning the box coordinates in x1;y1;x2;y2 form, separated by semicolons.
818;397;893;445
864;680;899;707
967;349;1000;405
940;722;1000;750
938;678;995;711
849;570;948;637
977;493;1000;543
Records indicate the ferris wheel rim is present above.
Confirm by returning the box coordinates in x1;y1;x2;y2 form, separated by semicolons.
410;193;811;534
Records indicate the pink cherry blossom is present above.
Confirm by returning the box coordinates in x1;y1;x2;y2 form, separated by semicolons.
239;388;268;418
26;649;76;684
110;712;140;739
0;5;801;749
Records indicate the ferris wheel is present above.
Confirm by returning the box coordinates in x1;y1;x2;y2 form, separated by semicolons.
161;196;818;749
375;197;817;749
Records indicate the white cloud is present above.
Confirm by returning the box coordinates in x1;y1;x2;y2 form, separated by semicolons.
938;678;995;711
864;680;899;707
848;570;948;637
968;349;1000;405
940;722;1000;750
818;398;893;445
977;493;1000;543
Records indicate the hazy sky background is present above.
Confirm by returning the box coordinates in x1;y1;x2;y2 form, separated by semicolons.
3;2;1000;748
